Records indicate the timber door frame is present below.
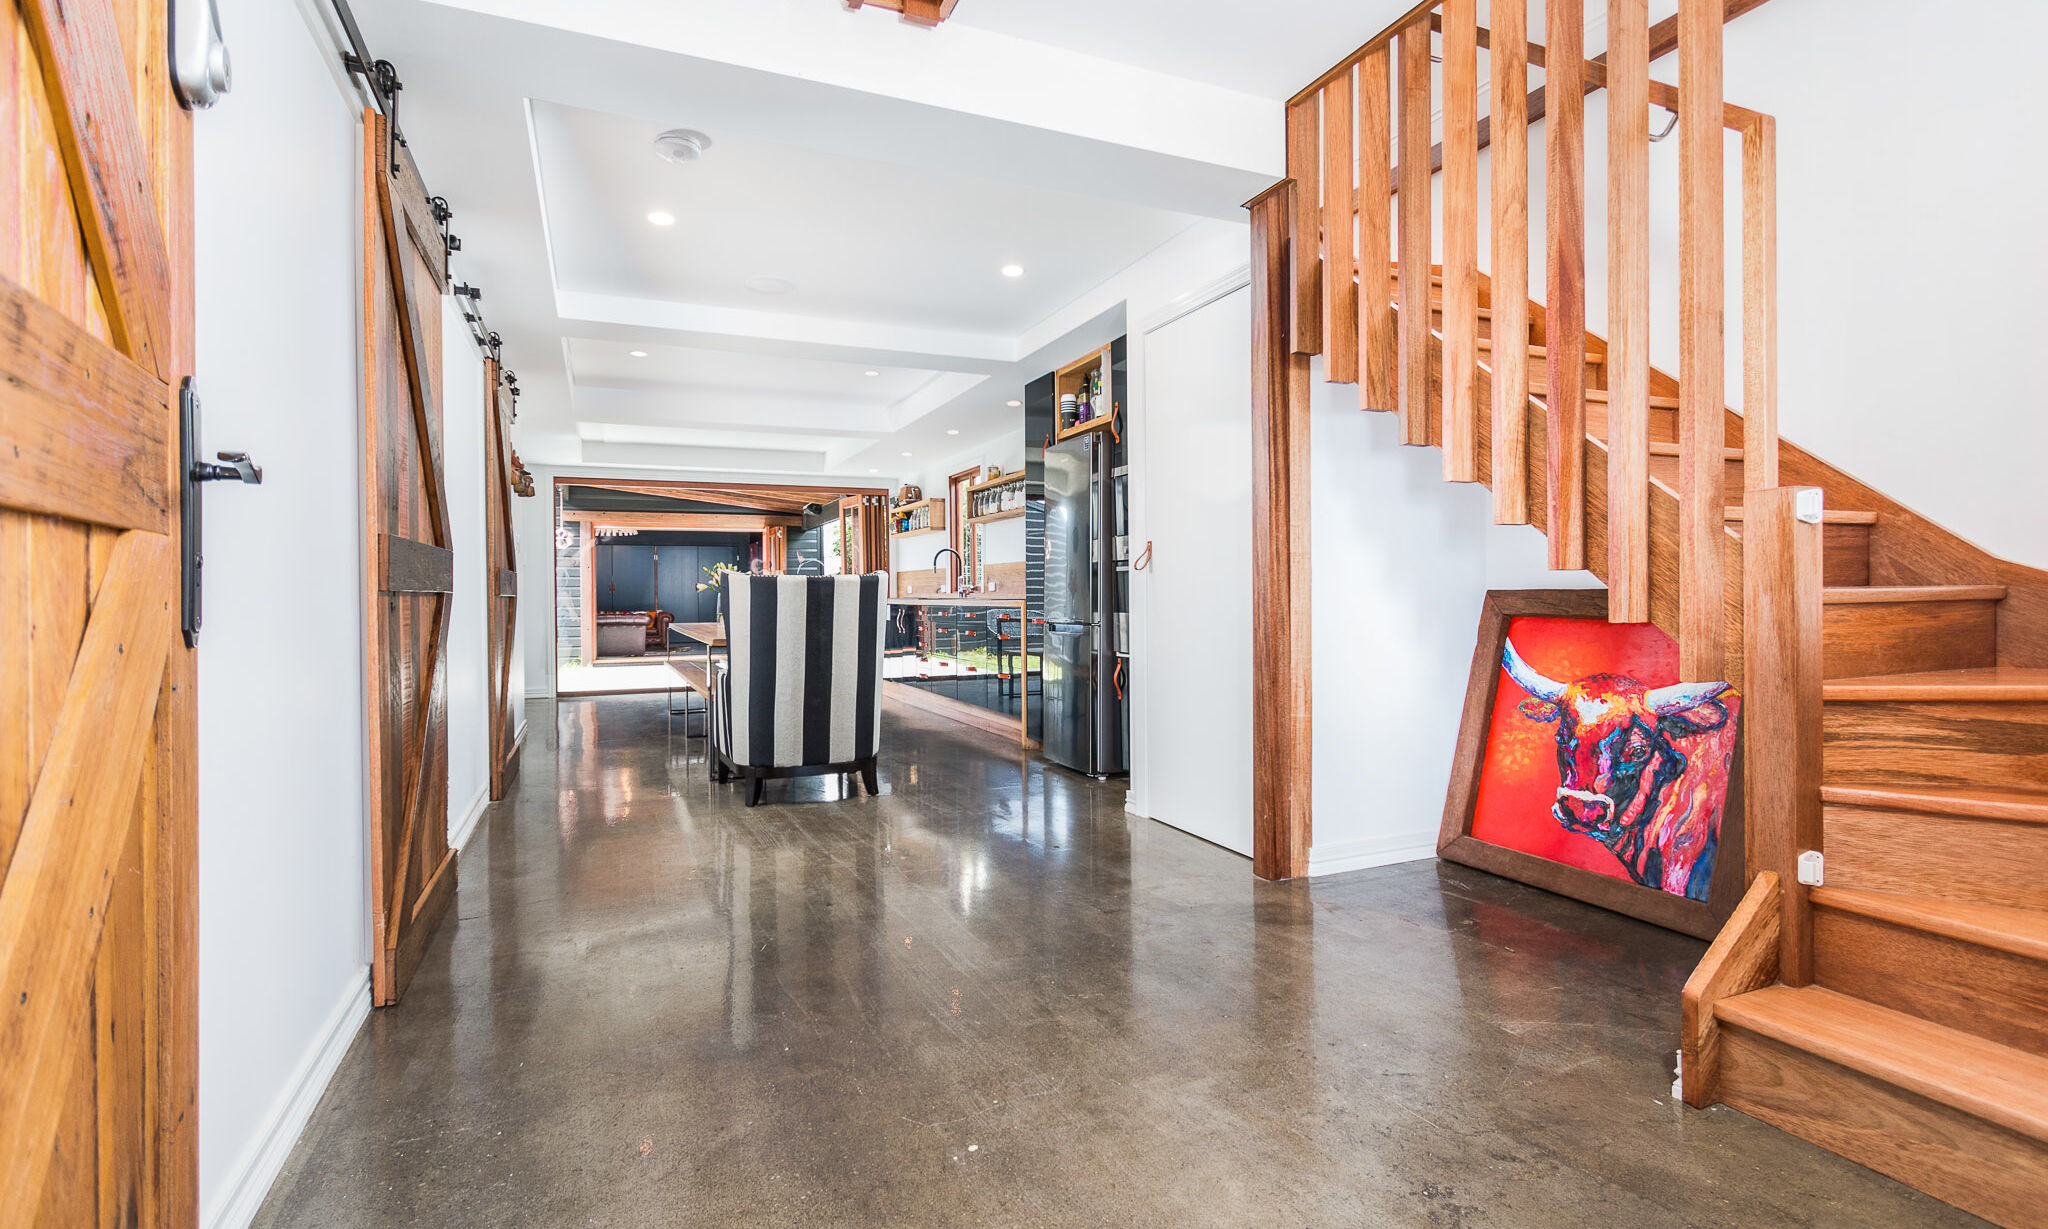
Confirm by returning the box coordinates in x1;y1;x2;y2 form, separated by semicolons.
362;109;458;1006
483;360;522;799
0;0;200;1221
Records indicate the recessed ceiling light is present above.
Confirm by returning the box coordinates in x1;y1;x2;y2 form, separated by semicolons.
647;210;676;226
901;451;913;457
1005;399;1021;407
653;128;713;163
868;468;878;473
864;369;881;377
1001;264;1024;278
946;429;960;435
745;275;795;294
628;349;648;358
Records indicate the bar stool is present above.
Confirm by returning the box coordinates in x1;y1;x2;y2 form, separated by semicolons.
986;609;1020;696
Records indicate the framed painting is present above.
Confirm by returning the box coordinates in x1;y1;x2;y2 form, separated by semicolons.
1438;591;1746;939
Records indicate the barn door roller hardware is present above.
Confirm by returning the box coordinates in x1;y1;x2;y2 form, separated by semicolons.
330;0;406;177
180;379;264;647
170;0;232;109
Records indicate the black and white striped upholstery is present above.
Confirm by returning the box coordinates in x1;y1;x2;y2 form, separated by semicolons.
713;574;885;784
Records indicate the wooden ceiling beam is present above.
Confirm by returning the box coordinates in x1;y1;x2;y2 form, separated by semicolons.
842;0;958;25
560;510;801;531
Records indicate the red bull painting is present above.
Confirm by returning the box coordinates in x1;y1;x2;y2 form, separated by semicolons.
1440;591;1746;939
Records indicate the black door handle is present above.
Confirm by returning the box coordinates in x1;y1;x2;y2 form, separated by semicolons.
180;379;263;646
191;450;262;484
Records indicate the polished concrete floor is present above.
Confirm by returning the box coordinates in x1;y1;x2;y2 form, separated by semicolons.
253;695;1984;1228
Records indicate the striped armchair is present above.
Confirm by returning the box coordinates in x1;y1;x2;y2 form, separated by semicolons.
712;573;886;806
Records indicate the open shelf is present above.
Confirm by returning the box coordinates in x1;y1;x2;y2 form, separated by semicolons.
888;495;945;537
966;469;1024;495
966;506;1026;525
1055;410;1116;443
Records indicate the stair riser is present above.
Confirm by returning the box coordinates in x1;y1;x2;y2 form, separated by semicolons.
1824;524;1872;587
1812;907;2048;1059
1824;701;2048;790
1826;803;2048;911
1428;308;1527;344
1822;599;1999;679
1718;1027;2048;1229
1648;453;1745;498
1586;402;1679;444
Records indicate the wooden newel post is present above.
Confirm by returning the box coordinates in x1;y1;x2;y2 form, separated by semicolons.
1247;180;1313;881
1741;486;1824;986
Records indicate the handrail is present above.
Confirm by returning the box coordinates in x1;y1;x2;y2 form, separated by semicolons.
1288;0;1440;107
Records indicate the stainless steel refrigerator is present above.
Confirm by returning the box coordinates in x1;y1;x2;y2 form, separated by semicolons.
1041;433;1129;776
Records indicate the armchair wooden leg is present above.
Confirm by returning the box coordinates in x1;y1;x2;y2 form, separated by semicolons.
745;770;765;807
860;758;879;796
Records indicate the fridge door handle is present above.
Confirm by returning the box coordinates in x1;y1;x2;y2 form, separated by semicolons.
1046;621;1088;636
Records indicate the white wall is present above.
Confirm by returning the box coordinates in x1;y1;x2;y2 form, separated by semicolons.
518;472;557;695
194;5;510;1224
890;430;1026;591
442;300;491;847
193;1;371;1224
1718;0;2048;568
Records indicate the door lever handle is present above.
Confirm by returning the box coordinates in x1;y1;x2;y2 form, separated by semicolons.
180;381;262;646
191;450;262;484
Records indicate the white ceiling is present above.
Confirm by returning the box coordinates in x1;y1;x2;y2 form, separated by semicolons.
534;103;1200;335
565;339;942;403
352;0;1389;480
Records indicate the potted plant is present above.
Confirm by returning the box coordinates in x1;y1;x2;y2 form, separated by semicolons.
699;562;740;636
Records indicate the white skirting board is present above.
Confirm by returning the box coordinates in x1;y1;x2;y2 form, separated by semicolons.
448;782;490;853
1306;832;1439;877
201;969;370;1229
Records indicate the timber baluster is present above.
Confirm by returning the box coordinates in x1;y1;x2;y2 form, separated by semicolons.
1607;0;1651;622
1357;47;1396;413
1489;0;1530;524
1441;0;1479;482
1395;20;1432;445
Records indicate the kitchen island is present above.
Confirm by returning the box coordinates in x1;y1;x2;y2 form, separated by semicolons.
885;596;1037;747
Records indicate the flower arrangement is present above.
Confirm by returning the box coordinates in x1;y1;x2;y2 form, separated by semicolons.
697;561;740;593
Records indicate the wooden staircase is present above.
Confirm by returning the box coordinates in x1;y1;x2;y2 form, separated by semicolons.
1257;2;2048;1224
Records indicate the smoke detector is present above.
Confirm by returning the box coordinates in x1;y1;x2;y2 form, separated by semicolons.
654;128;713;163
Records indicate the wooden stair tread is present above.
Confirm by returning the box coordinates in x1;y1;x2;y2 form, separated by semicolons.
1823;783;2048;824
1824;668;2048;701
1810;886;2048;962
1715;985;2048;1142
1821;585;2007;604
1724;507;1878;525
1650;443;1744;460
1581;388;1680;408
1473;337;1603;363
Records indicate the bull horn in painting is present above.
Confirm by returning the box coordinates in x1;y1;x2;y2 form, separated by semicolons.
1644;680;1731;715
1501;640;1567;701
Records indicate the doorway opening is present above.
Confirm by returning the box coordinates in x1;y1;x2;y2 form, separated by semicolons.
552;478;887;696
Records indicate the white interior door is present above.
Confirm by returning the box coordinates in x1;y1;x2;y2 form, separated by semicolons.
1138;285;1255;855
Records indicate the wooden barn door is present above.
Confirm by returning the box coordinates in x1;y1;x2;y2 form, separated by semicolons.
483;359;521;799
362;110;457;1006
0;0;199;1222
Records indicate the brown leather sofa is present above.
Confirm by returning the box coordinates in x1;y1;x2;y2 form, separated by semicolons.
593;610;674;658
644;610;674;650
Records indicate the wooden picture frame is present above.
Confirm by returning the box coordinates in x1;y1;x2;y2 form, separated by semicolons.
1438;590;1746;939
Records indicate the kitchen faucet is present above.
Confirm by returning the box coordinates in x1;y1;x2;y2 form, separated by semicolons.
931;547;967;594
